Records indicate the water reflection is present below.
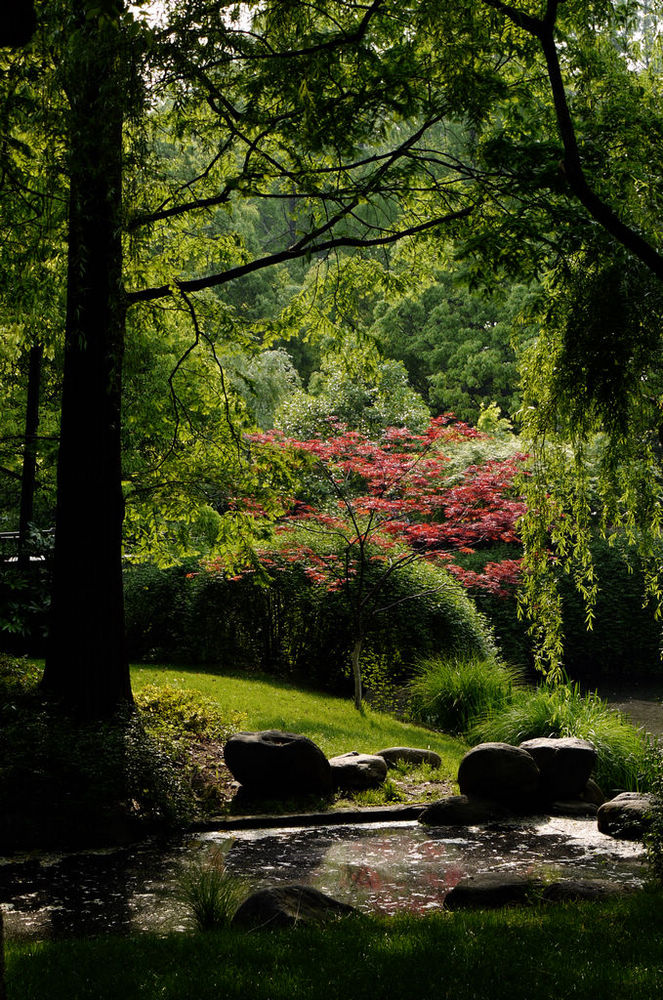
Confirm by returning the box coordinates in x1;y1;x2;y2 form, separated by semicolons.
0;817;647;939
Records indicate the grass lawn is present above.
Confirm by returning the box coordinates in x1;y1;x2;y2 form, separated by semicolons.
7;891;663;1000
131;664;468;780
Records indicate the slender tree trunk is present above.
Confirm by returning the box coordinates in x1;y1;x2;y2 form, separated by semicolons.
41;2;132;719
351;634;363;711
17;342;42;571
0;908;5;1000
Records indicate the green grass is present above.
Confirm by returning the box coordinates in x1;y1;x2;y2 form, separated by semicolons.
6;891;663;1000
408;653;519;734
131;665;467;777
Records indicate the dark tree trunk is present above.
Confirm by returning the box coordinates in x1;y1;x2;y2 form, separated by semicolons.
0;1;37;49
42;2;132;719
17;342;42;571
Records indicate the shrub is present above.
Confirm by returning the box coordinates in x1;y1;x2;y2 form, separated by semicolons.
124;555;497;700
471;682;651;793
644;743;663;882
408;654;519;734
0;659;246;848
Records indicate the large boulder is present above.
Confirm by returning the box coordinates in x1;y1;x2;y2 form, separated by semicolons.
519;737;597;799
376;747;442;770
231;885;356;929
457;743;540;806
419;795;513;827
444;872;545;910
329;752;387;790
224;731;333;795
597;792;657;841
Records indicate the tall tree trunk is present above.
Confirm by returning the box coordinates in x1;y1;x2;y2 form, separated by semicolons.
42;1;132;719
17;342;42;571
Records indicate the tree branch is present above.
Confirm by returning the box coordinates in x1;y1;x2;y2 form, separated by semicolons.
126;206;473;305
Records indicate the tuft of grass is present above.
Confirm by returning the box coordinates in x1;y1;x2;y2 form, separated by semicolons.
177;849;247;931
407;654;519;735
471;682;651;792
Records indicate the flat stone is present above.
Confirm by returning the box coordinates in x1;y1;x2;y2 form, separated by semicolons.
376;747;442;770
419;795;513;826
224;730;332;795
519;737;597;799
444;872;545;910
329;752;388;790
542;878;634;903
549;800;599;818
458;743;540;805
581;778;606;806
231;885;357;930
597;792;657;841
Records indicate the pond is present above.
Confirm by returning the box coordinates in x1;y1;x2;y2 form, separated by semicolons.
0;816;647;940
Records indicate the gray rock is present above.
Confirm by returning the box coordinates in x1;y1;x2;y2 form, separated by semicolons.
329;752;388;790
376;747;442;770
419;795;513;826
542;878;634;903
597;792;657;840
458;743;540;804
231;885;356;930
581;778;606;806
224;730;332;795
519;737;597;799
444;872;545;910
549;800;599;818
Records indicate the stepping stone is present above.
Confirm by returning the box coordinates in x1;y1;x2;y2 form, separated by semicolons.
419;795;513;826
376;747;442;769
329;752;387;790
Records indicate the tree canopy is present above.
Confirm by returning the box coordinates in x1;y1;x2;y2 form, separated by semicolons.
3;0;663;711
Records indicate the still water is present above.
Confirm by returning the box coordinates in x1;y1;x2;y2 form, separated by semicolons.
0;816;646;940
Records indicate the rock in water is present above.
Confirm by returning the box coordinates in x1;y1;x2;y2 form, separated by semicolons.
232;885;357;929
457;743;540;805
597;792;657;840
444;872;544;910
419;795;513;826
224;730;332;795
519;737;597;799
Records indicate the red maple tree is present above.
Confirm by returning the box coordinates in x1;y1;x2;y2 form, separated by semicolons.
209;416;527;709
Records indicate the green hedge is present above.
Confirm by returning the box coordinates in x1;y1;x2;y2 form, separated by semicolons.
124;556;496;696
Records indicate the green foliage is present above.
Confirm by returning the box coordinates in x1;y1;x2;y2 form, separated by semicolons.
471;682;651;794
645;743;663;883
176;850;247;931
408;654;519;735
371;266;528;423
125;552;496;700
135;683;246;744
275;345;429;436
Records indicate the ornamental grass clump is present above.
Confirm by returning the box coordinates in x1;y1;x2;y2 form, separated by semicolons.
408;653;519;735
471;682;650;793
177;850;247;931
